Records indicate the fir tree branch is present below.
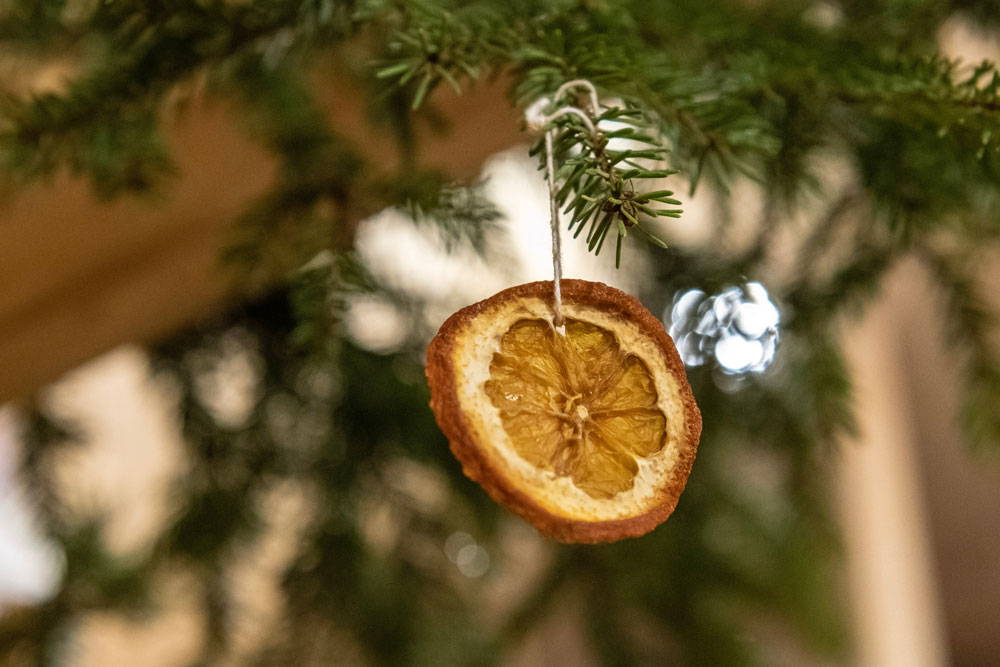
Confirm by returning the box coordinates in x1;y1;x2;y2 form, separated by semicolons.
919;248;1000;454
398;176;502;254
218;55;365;283
792;189;866;282
374;1;506;109
783;332;859;443
787;242;899;330
532;94;680;266
836;56;1000;158
0;0;377;192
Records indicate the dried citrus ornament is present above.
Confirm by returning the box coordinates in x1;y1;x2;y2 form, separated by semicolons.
426;279;701;543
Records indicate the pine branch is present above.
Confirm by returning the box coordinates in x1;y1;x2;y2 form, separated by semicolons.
785;332;859;443
532;96;681;266
837;56;1000;158
0;0;75;47
632;66;782;192
0;0;376;192
17;404;84;537
218;55;365;283
920;248;1000;454
792;189;866;282
788;242;899;330
398;176;502;254
374;1;507;109
5;408;154;662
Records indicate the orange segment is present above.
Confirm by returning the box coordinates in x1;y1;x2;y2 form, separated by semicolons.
591;409;666;458
486;328;561;410
558;319;621;391
484;317;667;499
590;356;659;412
496;411;564;468
573;431;641;499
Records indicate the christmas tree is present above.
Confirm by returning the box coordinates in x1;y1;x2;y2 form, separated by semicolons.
2;0;999;664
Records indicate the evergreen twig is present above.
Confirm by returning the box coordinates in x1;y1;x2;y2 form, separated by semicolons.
920;248;1000;454
532;93;680;266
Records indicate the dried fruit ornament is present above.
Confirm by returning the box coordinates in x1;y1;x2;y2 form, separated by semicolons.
426;279;701;543
425;82;701;543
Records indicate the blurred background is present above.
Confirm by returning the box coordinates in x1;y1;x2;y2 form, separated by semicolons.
2;2;1000;665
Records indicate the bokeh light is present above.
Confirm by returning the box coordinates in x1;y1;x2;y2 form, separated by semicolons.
444;531;490;578
667;282;781;375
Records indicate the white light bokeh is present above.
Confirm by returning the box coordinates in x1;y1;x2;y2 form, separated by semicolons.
455;543;490;578
444;531;490;578
344;294;411;354
668;282;781;375
0;408;64;609
187;329;261;430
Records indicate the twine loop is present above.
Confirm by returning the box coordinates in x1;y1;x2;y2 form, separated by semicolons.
526;80;601;331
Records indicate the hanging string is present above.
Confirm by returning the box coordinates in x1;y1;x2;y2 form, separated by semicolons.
543;128;564;327
525;80;600;331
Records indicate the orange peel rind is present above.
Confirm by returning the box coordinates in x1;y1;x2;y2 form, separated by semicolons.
426;280;701;543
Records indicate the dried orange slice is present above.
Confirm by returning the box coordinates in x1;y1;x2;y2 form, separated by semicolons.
426;280;701;543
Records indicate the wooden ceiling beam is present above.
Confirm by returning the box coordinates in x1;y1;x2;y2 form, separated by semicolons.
0;74;523;401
